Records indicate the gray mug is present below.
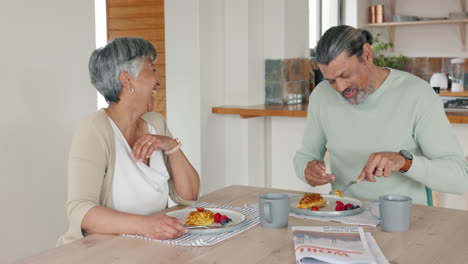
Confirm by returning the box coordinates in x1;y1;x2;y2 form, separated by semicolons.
258;193;289;228
377;195;412;232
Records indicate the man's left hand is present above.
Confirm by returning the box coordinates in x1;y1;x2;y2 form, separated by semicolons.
357;152;406;183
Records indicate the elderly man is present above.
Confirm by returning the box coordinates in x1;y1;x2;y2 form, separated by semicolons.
294;25;468;205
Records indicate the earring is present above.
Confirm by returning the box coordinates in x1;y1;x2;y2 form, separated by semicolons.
128;88;134;94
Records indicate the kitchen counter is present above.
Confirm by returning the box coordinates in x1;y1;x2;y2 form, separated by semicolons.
439;89;468;97
212;104;308;118
212;104;468;123
213;88;468;123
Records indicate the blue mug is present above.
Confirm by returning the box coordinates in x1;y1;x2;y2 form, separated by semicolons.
258;193;290;228
376;195;412;232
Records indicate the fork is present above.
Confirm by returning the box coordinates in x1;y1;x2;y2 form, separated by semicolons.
339;177;370;195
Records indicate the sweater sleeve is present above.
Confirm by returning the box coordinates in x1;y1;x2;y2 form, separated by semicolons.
406;96;468;194
293;90;328;183
57;117;108;246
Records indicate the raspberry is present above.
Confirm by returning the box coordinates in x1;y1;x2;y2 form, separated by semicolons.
310;206;319;211
220;215;228;221
336;200;344;205
196;207;204;212
335;204;345;211
214;213;221;223
344;203;353;210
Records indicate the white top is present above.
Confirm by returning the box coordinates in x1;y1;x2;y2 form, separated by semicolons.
109;118;169;215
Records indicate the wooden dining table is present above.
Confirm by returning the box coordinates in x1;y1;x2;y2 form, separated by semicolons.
14;185;468;264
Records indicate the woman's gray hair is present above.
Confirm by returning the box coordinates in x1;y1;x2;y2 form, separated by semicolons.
315;25;373;65
89;37;157;103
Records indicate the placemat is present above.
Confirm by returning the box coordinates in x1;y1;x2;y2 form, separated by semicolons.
122;202;260;246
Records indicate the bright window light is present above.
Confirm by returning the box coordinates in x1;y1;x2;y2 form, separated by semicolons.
95;0;108;109
309;0;340;49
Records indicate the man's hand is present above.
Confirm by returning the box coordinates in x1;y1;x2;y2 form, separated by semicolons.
304;160;335;187
357;152;406;183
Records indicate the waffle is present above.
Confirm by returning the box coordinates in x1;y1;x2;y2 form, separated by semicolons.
296;193;326;209
185;210;214;226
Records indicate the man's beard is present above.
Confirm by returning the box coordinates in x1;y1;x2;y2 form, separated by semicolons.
342;85;375;104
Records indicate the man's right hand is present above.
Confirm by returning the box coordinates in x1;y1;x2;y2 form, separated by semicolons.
304;160;335;187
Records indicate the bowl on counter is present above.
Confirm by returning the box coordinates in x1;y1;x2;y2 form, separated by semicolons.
449;12;468;20
393;14;418;22
418;17;447;21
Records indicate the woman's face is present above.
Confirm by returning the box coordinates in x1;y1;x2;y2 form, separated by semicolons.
131;59;160;111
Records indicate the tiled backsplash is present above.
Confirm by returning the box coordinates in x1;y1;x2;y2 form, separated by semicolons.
402;57;468;85
265;58;315;104
264;57;467;105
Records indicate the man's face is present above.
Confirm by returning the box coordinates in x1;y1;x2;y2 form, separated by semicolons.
319;51;374;104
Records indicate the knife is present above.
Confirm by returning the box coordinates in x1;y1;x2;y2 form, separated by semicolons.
340;180;357;194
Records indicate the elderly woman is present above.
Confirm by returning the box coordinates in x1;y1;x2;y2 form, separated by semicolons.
57;37;200;245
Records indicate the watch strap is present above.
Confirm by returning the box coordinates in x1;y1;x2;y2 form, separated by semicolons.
399;154;413;173
164;138;182;155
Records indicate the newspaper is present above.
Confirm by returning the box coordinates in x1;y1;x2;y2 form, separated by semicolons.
292;226;382;264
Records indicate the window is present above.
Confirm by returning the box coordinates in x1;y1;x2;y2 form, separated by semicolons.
95;0;108;109
309;0;343;49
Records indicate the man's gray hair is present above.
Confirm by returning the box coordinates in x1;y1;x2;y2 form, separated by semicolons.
315;25;373;65
89;37;157;103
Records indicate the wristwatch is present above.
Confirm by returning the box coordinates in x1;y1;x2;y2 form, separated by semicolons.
164;138;182;155
399;150;413;173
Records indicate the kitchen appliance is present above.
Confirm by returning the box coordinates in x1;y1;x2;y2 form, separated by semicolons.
443;98;468;110
429;72;448;89
449;58;465;92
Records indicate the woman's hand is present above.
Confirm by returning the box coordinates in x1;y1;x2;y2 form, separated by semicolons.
132;134;177;162
357;152;406;183
140;213;187;240
304;160;335;187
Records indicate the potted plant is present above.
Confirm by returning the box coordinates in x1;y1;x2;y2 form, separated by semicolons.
372;33;408;70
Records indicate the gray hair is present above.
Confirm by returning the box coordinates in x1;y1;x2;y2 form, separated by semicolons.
89;37;157;103
315;25;373;65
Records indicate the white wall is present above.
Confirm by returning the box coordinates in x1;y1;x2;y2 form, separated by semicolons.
0;1;96;262
198;0;228;192
165;0;202;180
268;117;331;194
167;0;305;194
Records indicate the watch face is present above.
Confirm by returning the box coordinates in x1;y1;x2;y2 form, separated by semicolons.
400;150;413;160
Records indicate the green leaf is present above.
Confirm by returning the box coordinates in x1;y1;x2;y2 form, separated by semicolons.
371;34;407;69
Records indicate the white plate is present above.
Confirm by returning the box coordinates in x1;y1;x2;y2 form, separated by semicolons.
166;208;246;235
290;194;364;217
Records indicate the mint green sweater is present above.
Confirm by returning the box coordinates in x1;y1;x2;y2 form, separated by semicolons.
294;69;468;205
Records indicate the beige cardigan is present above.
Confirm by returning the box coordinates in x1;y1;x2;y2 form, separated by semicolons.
57;109;195;246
